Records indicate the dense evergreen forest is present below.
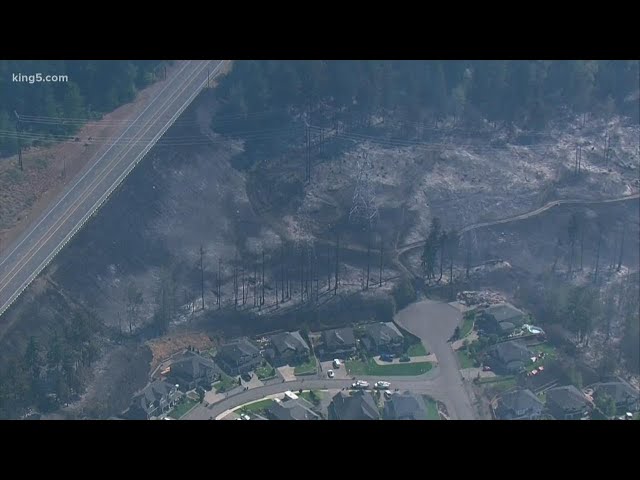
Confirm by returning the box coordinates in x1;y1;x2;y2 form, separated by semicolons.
0;60;165;156
212;60;639;168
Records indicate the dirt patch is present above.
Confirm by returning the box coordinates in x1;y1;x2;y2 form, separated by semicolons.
147;331;215;372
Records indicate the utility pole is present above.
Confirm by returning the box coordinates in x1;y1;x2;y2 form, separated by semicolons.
617;222;626;271
594;232;602;284
14;111;23;171
365;227;371;290
334;233;339;295
379;238;384;286
199;245;205;310
242;264;246;305
261;249;265;306
217;259;222;309
306;124;311;183
327;244;331;291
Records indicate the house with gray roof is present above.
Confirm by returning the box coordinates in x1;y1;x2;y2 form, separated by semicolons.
267;396;321;420
126;380;179;420
216;337;262;375
169;350;221;391
318;327;356;360
546;385;592;420
362;322;405;355
478;303;526;335
328;390;379;420
591;381;640;414
486;341;531;374
268;331;311;366
383;392;430;420
495;389;544;420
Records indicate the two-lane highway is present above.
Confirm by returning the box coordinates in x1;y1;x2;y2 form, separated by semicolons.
0;60;224;336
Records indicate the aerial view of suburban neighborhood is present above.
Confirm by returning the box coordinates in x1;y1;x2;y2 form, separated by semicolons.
0;60;638;421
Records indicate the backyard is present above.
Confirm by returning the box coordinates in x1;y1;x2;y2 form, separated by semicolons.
525;343;558;373
294;357;318;376
169;398;198;419
347;358;433;376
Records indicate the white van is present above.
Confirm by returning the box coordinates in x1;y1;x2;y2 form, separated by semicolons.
333;359;341;369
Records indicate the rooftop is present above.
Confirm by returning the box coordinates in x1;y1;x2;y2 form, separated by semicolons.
322;327;356;349
547;385;591;411
498;389;543;413
484;303;526;325
330;390;379;420
217;337;260;364
365;322;404;345
271;331;310;356
384;392;428;420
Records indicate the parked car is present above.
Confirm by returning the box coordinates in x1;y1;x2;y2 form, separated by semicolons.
327;369;335;378
380;354;394;362
384;390;393;399
333;359;341;369
482;365;491;371
351;380;370;389
241;372;253;382
374;381;391;389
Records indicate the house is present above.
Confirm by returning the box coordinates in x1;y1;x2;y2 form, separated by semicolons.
267;394;321;420
126;380;180;420
215;337;262;376
168;350;221;391
546;385;592;420
591;381;640;414
383;391;429;420
486;341;532;374
362;322;405;355
495;389;544;420
268;331;311;366
478;303;526;335
328;390;380;420
318;327;356;359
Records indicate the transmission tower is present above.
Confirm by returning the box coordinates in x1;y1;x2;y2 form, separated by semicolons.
349;152;378;225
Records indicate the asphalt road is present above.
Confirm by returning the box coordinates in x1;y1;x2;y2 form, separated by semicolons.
0;60;223;333
185;378;448;420
395;299;477;420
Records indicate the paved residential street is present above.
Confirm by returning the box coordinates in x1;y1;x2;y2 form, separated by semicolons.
395;299;479;420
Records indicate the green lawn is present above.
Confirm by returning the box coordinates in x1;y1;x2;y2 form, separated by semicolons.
526;343;558;372
422;395;440;420
477;375;517;394
457;349;475;369
299;390;323;405
406;342;429;357
294;357;317;376
168;398;198;419
214;374;237;393
460;314;475;338
256;362;277;380
239;398;275;414
347;358;433;376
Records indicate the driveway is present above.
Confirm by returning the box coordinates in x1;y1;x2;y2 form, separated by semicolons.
395;299;478;420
